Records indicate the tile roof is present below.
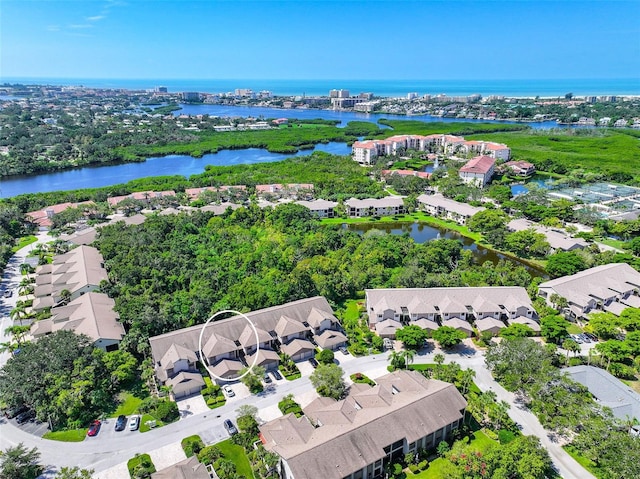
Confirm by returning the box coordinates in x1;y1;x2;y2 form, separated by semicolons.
459;155;495;174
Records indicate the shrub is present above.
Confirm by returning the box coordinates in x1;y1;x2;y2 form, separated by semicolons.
198;445;223;466
155;400;179;423
498;429;517;444
316;349;335;364
182;435;205;457
417;460;428;471
409;464;419;473
437;440;450;456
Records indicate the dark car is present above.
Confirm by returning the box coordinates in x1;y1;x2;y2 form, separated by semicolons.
15;410;35;424
339;346;349;355
263;373;272;384
114;415;127;431
3;290;12;298
5;405;27;419
87;420;101;437
271;370;283;381
224;419;238;436
308;357;319;368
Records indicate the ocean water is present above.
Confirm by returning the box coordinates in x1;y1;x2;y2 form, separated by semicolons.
2;77;638;97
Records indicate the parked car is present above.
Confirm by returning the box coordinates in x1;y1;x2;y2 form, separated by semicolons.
263;373;272;384
5;405;27;419
3;290;12;298
223;385;235;397
224;419;238;435
15;410;35;424
87;420;101;437
339;346;349;355
308;357;319;368
114;415;127;431
129;415;140;431
579;333;591;343
584;333;598;342
271;370;283;381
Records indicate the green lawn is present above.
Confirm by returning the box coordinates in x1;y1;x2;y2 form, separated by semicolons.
216;439;255;479
127;453;156;478
409;430;496;478
43;428;88;442
12;235;37;253
567;323;583;335
597;237;627;250
139;414;165;433
563;445;602;478
112;392;144;417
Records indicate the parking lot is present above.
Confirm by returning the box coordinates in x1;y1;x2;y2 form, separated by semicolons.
90;416;142;441
1;415;49;437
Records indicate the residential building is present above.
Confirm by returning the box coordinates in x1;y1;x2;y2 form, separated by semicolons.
295;199;338;218
538;263;640;318
256;184;314;200
30;292;125;351
149;297;345;386
345;197;404;217
565;365;640;431
365;287;536;338
26;201;96;230
107;190;176;208
417;194;484;225
351;134;510;165
185;185;247;201
458;155;496;187
507;218;589;252
259;370;467;479
151;456;211;479
33;245;108;311
381;170;431;180
503;160;536;177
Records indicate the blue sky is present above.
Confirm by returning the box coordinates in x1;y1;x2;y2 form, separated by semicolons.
1;0;639;80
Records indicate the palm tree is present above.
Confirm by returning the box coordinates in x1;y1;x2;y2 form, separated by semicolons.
434;353;445;379
460;368;476;395
5;325;30;346
58;289;71;306
402;349;416;369
388;351;405;370
20;263;34;275
0;342;18;355
10;302;27;325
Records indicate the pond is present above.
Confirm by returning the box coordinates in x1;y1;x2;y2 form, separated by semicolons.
343;221;546;277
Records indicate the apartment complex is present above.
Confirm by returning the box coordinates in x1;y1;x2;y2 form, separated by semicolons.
259;370;466;479
33;245;108;311
351;134;509;165
458;155;496;187
256;184;314;200
149;297;346;393
538;263;640;318
507;218;589;252
365;287;538;338
30;292;125;351
345;197;405;217
417;193;484;225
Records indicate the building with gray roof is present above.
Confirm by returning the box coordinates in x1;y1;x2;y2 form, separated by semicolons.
149;297;344;385
507;218;589;252
565;365;640;429
365;287;536;338
151;455;210;479
538;263;640;319
417;193;484;225
259;370;466;479
345;197;405;218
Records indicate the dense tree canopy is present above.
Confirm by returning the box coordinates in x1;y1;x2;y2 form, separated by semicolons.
0;331;138;429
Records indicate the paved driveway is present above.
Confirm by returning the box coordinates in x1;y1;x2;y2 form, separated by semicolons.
148;443;186;471
177;394;209;416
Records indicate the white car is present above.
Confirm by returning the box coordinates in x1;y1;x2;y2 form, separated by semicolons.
223;385;235;397
128;415;140;431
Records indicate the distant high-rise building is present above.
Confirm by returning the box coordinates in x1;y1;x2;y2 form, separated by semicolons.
407;92;418;100
181;92;200;101
156;86;168;93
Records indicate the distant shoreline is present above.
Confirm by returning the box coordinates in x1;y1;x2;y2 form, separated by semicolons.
1;77;638;98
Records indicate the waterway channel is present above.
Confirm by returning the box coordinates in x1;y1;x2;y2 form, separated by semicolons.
344;221;546;278
1;103;570;198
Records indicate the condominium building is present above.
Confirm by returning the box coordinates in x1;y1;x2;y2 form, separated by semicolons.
259;370;467;479
149;297;347;391
345;197;405;217
458;156;496;187
417;193;484;225
365;287;537;338
538;263;640;318
33;245;108;311
351;134;509;165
